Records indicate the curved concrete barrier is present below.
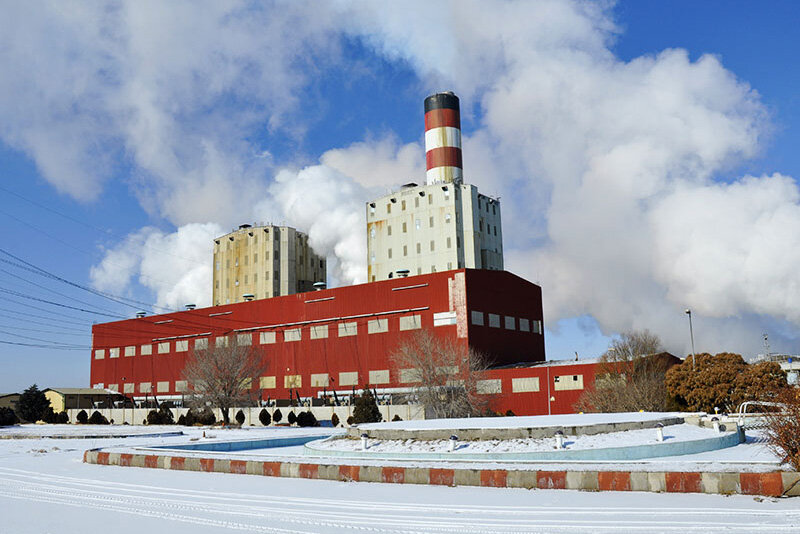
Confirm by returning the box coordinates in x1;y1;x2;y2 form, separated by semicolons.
83;448;800;497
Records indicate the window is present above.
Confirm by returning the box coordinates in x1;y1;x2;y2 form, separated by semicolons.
386;203;391;214
477;379;502;394
284;328;301;342
139;382;152;393
237;333;252;346
445;213;451;223
387;225;392;236
216;336;229;347
235;258;239;267
140;344;152;355
403;245;407;257
519;319;530;332
429;216;434;227
471;311;484;326
415;219;421;230
399;314;421;331
430;240;435;251
157;381;170;393
428;194;433;204
554;374;584;391
402;222;407;233
158;342;169;354
504;316;515;330
311;373;329;387
284;375;302;388
310;325;329;339
368;318;388;334
414;197;419;208
244;255;248;265
175;340;189;352
109;347;120;359
370;227;376;239
254;253;258;263
94;349;105;360
195;337;208;350
265;271;270;280
494;226;497;236
260;376;276;389
370;251;375;264
338;322;358;337
388;248;392;259
416;243;421;254
401;200;406;210
124;346;135;357
244;274;248;284
259;331;276;344
532;320;543;334
254;273;258;283
447;237;452;249
512;377;540;393
369;370;390;384
488;313;500;328
339;371;358;386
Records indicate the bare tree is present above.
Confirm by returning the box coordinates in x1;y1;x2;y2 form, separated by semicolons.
183;338;265;425
391;329;493;419
576;329;675;413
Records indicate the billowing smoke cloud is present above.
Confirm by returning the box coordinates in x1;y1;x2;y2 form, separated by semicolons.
90;223;222;310
4;1;798;356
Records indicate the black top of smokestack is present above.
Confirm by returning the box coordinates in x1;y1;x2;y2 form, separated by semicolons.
424;92;459;113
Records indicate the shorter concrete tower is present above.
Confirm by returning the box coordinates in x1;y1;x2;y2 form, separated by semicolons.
213;224;326;304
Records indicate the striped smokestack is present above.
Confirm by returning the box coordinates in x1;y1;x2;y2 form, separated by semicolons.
424;91;462;185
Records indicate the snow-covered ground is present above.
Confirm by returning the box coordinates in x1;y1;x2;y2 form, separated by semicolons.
314;423;722;453
0;424;798;533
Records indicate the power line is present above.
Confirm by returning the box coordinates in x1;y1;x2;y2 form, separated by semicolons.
0;287;126;319
0;339;89;350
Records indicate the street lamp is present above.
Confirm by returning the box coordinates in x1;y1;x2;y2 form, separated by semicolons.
685;309;696;370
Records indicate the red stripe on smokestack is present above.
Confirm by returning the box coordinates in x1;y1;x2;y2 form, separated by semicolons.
424;92;463;185
425;108;460;130
426;147;463;169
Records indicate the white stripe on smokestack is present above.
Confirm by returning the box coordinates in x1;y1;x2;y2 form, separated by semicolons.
424;92;463;185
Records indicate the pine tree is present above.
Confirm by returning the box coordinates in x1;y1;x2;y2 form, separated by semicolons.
352;387;382;424
18;384;51;423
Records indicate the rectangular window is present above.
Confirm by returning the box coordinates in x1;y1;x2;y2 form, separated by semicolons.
158;342;170;354
433;311;457;326
477;379;502;394
339;371;358;386
401;200;406;210
123;383;135;394
470;311;484;326
387;225;392;236
504;316;516;330
254;253;258;263
175;340;189;352
512;377;540;393
94;349;105;360
367;318;388;334
369;370;390;384
386;203;391;214
402;222;407;233
244;274;248;284
140;344;152;355
430;240;435;251
399;314;421;331
254;273;258;283
259;331;276;344
284;328;301;342
519;319;530;332
445;213;451;223
554;374;584;391
260;376;276;389
388;248;392;259
416;243;421;254
532;320;543;334
429;216;434;227
436;366;459;376
428;194;433;204
446;237;451;249
488;313;501;328
175;381;188;392
399;368;419;383
109;347;120;359
310;373;329;387
139;382;152;393
403;245;407;257
216;336;229;347
284;375;302;388
310;325;329;339
415;219;421;230
338;322;357;337
194;337;208;350
237;333;252;346
157;381;170;393
415;197;420;208
124;346;136;357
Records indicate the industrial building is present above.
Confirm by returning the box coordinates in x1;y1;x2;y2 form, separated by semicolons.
366;92;503;281
213;224;326;304
89;92;606;417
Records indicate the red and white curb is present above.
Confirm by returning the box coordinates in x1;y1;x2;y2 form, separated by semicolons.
83;450;800;497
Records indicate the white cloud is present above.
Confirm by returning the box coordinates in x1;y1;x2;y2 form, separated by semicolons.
90;223;221;310
13;0;795;356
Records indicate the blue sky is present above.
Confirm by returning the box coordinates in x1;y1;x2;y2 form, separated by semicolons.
1;1;799;392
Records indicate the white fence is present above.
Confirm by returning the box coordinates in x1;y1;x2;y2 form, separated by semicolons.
66;404;425;427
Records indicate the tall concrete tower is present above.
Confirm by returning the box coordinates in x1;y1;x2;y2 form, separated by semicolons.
365;92;503;282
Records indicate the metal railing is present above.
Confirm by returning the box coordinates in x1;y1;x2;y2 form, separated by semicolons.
736;400;785;429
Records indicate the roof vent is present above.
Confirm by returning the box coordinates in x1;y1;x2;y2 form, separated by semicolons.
313;282;327;291
396;269;410;278
239;224;252;229
242;294;255;301
185;304;196;310
135;311;146;318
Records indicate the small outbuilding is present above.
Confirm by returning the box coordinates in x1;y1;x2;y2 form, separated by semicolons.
43;388;123;412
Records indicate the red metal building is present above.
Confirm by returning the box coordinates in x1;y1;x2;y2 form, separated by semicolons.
91;268;600;416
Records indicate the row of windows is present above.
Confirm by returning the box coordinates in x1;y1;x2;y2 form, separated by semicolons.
102;373;582;395
370;238;459;264
470;311;543;334
94;314;424;360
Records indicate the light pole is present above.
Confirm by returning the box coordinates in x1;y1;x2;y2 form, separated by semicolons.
685;309;696;370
